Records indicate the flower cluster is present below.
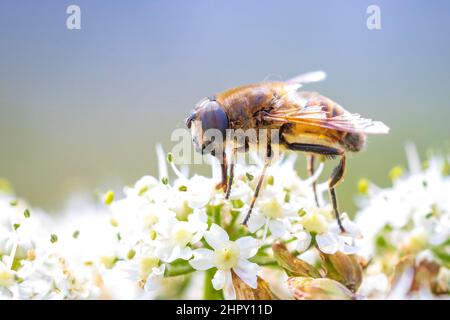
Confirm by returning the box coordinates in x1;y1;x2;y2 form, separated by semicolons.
0;145;448;300
356;148;450;299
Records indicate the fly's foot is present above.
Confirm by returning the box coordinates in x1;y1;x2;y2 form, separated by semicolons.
215;182;227;192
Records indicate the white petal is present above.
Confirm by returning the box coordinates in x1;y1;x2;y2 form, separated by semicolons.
316;233;340;254
336;234;360;254
204;224;229;249
165;245;181;263
268;219;286;238
212;269;227;290
341;243;359;255
152;264;166;276
179;247;193;260
342;218;361;237
187;196;210;209
233;258;260;289
294;231;312;252
223;271;236;300
143;266;164;292
189;249;215;271
246;213;266;233
235;237;259;259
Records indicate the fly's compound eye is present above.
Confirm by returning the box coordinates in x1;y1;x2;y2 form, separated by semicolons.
199;100;228;138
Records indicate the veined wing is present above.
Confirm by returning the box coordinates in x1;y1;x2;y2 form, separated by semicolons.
265;93;390;134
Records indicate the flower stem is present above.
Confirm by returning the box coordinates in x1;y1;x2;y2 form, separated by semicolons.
203;269;224;300
164;262;195;277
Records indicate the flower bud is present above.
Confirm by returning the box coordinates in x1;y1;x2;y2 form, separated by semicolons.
232;272;275;300
287;277;355;300
272;241;321;278
320;251;363;292
103;190;114;205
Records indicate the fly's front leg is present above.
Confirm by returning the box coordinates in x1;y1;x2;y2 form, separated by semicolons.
214;151;228;192
226;139;249;199
225;148;237;199
328;155;347;233
307;155;320;207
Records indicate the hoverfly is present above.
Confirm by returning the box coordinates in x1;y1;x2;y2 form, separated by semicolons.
185;71;389;232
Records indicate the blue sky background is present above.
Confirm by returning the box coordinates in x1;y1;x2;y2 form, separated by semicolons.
1;0;449;211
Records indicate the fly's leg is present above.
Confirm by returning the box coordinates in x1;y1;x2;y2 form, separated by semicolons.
281;140;346;233
214;150;228;192
225;148;237;199
242;142;272;226
328;155;347;233
226;139;249;199
307;155;320;207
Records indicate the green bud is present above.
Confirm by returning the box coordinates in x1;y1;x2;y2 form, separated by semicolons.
127;249;136;260
50;234;58;243
297;208;307;217
104;190;115;205
138;185;149;196
246;173;254;181
284;191;291;203
73;230;80;239
178;185;188;192
357;179;370;195
13;224;20;231
23;209;30;218
167;152;174;163
389;166;404;181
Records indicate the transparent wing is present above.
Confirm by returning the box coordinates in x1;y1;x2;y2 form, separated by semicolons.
286;71;327;85
282;70;327;92
265;103;390;135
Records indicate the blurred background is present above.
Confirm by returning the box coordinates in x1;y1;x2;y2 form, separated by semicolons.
1;0;449;214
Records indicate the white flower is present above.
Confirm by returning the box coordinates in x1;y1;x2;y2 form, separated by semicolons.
176;175;215;209
124;175;160;198
114;244;165;294
0;260;15;289
154;210;208;262
292;231;312;253
189;224;260;299
316;216;361;254
356;154;450;259
246;189;296;239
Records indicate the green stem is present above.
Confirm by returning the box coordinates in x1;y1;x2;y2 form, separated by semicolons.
250;255;279;267
203;269;224;300
164;262;195;277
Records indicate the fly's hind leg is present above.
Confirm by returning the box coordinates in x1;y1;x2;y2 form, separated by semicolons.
329;155;347;233
281;141;346;233
307;155;320;207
